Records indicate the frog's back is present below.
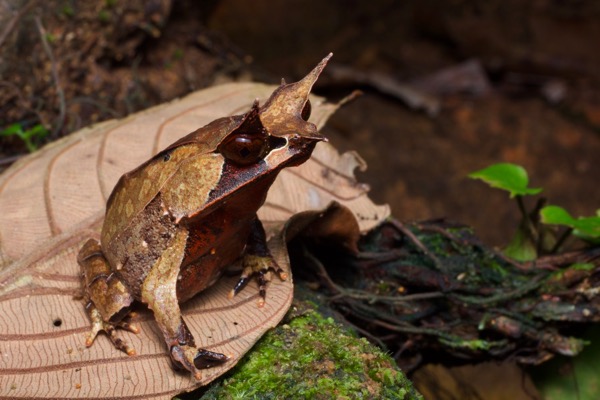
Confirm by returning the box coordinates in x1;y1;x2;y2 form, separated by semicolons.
101;117;239;246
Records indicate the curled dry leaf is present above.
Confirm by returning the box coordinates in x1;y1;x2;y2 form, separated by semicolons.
0;82;389;398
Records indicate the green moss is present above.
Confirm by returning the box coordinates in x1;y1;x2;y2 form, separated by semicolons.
199;310;422;400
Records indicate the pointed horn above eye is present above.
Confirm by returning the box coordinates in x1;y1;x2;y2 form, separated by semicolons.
260;53;332;126
233;98;264;135
292;52;332;99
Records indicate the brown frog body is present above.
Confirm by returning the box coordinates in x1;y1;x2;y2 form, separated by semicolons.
77;54;331;379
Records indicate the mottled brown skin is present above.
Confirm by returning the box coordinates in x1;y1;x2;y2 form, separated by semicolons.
77;54;332;379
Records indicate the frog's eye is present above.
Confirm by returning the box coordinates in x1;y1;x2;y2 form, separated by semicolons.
218;133;269;166
301;99;311;121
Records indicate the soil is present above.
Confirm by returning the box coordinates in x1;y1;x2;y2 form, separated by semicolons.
1;1;599;397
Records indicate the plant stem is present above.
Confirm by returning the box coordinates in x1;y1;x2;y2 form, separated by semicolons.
550;227;573;254
516;195;539;245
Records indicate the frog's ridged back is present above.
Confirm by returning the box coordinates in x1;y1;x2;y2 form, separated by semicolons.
101;117;239;246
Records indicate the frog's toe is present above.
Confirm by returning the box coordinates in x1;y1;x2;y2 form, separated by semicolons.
255;269;272;307
85;322;103;347
194;349;230;369
85;323;136;355
230;254;288;306
85;305;137;355
170;345;197;372
170;345;229;379
107;326;136;356
117;318;140;334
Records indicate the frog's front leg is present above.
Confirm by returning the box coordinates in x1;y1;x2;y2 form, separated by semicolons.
141;228;228;379
78;239;139;355
229;217;288;307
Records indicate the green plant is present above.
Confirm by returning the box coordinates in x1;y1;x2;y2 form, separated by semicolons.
541;205;600;245
468;163;542;198
469;162;600;260
0;123;49;152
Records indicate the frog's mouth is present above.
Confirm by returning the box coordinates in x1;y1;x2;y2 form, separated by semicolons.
266;132;325;169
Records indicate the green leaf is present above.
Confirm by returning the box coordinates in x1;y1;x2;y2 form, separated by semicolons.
1;123;49;152
27;124;48;136
468;163;542;198
541;205;600;239
540;205;573;225
0;123;24;137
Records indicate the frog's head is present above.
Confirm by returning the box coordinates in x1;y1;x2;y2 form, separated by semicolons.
136;54;332;211
216;53;331;172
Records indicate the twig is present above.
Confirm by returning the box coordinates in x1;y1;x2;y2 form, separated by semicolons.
303;246;444;304
356;248;408;264
35;16;65;138
523;246;600;270
341;318;388;350
488;307;542;329
388;220;444;271
0;0;38;50
0;154;25;166
449;275;545;305
326;64;440;116
70;96;121;118
369;317;470;345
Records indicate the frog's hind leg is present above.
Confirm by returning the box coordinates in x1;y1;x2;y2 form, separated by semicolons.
141;229;229;379
229;217;288;307
78;239;139;355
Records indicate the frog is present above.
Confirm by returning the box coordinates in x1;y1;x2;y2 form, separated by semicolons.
77;54;332;379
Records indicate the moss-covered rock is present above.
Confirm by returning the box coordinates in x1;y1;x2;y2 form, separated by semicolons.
196;309;422;399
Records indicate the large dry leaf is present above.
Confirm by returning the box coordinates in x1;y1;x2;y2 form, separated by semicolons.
0;82;389;399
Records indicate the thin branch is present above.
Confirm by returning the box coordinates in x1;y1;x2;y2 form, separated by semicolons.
523;246;600;270
0;0;38;50
0;154;25;166
388;220;444;270
34;16;65;138
70;96;121;118
356;249;408;262
342;318;388;350
303;246;444;304
448;275;545;305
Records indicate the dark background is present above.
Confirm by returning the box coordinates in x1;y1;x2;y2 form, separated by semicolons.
1;0;599;247
2;0;599;248
2;1;599;397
